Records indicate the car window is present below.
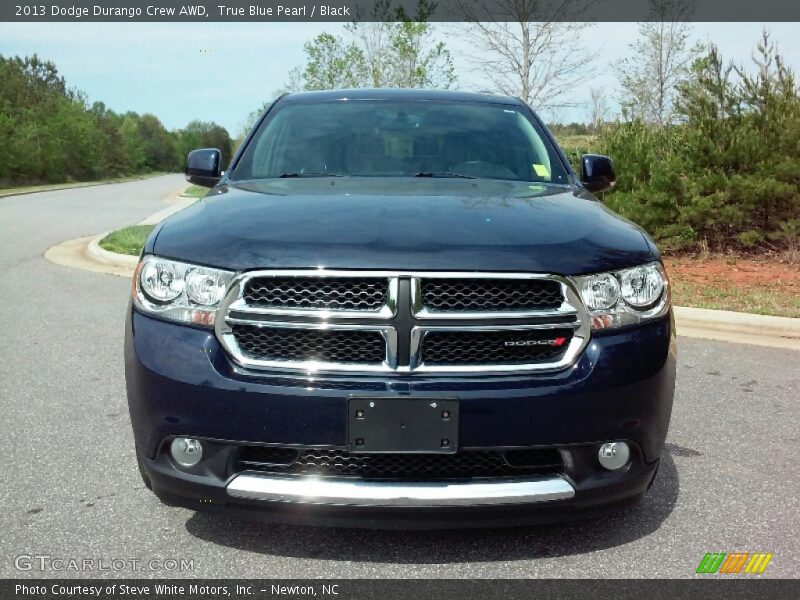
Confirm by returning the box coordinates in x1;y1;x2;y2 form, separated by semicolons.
233;100;569;183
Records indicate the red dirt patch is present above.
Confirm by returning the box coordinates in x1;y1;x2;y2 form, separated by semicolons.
663;255;799;291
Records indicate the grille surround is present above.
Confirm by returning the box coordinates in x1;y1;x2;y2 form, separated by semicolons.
215;270;590;375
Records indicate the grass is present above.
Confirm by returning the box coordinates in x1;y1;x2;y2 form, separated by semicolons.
98;225;155;256
664;252;799;318
181;184;209;198
0;172;166;198
96;184;201;257
554;134;598;152
670;280;800;318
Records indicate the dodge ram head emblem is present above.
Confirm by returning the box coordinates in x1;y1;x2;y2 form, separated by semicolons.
504;337;568;347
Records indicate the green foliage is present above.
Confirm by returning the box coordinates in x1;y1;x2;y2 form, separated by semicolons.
182;184;209;198
175;120;233;167
98;224;155;256
279;0;456;93
303;32;367;90
0;54;231;188
596;31;800;252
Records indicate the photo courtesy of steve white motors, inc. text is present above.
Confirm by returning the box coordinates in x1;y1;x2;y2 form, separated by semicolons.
16;3;352;18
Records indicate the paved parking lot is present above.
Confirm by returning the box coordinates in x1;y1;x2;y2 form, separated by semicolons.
0;176;797;578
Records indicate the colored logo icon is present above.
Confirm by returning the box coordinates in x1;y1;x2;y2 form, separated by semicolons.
696;552;773;574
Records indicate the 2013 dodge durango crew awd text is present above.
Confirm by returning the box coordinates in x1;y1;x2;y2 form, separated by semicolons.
125;89;676;528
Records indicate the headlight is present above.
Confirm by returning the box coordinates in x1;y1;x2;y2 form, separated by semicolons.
578;272;620;310
185;270;228;306
573;262;669;331
133;256;234;326
140;260;183;302
620;264;664;307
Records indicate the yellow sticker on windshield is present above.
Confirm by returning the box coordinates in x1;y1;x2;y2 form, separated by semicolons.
532;163;550;177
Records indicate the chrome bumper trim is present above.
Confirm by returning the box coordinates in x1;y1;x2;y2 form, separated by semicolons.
226;473;575;507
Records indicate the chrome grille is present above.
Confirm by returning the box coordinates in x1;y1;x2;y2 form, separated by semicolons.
238;447;563;480
232;324;386;364
215;270;590;374
421;329;574;366
244;276;388;312
420;278;563;312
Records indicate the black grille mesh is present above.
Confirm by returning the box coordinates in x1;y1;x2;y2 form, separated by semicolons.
421;278;563;312
232;325;386;364
244;277;388;311
238;447;563;480
421;329;573;366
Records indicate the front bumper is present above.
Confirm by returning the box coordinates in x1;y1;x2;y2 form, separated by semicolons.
126;308;675;527
226;472;575;506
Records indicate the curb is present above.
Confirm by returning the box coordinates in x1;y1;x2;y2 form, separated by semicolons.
43;235;136;279
674;306;800;337
45;183;191;277
674;306;800;350
86;233;140;268
0;173;167;199
84;188;196;269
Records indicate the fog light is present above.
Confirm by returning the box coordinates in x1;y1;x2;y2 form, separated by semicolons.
170;437;203;468
598;442;630;470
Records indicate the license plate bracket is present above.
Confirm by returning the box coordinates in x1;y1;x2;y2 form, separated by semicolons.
348;397;459;454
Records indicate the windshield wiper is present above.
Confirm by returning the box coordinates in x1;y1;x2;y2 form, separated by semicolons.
413;171;477;179
278;172;343;178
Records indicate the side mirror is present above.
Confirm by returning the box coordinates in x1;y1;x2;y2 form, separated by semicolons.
185;148;222;187
580;154;615;194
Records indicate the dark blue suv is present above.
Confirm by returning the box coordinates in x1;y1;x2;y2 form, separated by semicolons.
125;89;675;528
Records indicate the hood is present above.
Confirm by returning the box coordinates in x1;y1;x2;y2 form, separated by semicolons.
152;178;654;275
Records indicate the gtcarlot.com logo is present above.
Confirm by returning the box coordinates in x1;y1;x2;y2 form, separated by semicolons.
696;552;773;574
14;554;194;572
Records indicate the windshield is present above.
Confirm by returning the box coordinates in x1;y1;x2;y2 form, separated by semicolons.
231;100;570;183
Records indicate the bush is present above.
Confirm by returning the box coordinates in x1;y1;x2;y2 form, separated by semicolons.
594;33;800;252
0;54;232;188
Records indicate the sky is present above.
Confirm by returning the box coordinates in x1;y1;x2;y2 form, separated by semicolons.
1;22;798;135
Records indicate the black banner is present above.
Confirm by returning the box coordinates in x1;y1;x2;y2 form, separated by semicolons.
3;0;800;23
4;579;800;600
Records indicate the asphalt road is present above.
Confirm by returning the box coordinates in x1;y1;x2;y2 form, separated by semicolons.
0;175;798;579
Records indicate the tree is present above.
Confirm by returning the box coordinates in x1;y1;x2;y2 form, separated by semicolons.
302;32;367;90
271;67;304;97
345;0;455;88
0;53;236;187
455;0;591;108
176;120;233;164
615;0;703;124
273;0;456;93
383;19;455;88
0;54;107;183
599;30;800;251
119;114;148;172
589;87;609;131
90;102;132;175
